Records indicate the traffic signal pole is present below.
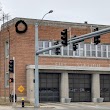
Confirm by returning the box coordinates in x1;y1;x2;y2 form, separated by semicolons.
13;57;16;107
36;27;110;55
35;25;110;107
34;23;39;107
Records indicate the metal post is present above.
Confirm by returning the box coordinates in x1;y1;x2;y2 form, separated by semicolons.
13;57;16;107
34;23;39;107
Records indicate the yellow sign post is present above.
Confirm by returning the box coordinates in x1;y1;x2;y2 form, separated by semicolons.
18;85;24;93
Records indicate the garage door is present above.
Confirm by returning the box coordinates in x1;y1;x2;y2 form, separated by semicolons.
39;73;60;102
69;73;91;102
100;74;110;102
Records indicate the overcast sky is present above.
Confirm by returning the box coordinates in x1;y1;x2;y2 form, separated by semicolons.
0;0;110;25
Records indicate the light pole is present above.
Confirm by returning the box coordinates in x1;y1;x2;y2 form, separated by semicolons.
34;10;53;108
41;10;53;21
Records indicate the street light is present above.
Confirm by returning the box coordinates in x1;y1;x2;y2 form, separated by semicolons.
34;10;53;108
41;10;53;20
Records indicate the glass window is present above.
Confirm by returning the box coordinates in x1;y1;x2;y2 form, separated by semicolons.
69;43;73;56
63;46;68;56
108;45;110;57
51;41;56;55
38;41;110;59
91;44;96;57
102;45;107;57
44;41;49;54
97;45;101;57
39;41;43;50
80;43;84;57
39;41;43;54
5;41;9;58
86;44;90;57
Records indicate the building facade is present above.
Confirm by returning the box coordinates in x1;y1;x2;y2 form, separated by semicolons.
0;17;110;102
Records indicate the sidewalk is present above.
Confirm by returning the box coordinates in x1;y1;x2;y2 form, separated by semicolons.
39;102;110;109
0;102;110;109
77;102;110;107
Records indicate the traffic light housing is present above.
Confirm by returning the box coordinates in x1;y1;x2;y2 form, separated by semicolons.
73;44;78;51
61;29;68;46
73;35;78;51
54;41;61;55
9;78;14;83
9;60;14;73
94;27;100;45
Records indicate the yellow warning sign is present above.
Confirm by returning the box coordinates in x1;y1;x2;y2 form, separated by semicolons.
18;85;24;93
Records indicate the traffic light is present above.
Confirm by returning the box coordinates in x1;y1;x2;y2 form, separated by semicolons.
61;29;68;46
73;35;78;51
9;78;14;83
54;41;60;55
9;60;14;73
73;44;78;51
94;27;100;45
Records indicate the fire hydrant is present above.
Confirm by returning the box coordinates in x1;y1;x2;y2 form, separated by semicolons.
21;97;24;107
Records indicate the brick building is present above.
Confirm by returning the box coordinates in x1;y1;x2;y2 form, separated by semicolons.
0;17;110;102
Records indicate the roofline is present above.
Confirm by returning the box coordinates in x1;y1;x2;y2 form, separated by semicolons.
1;17;110;30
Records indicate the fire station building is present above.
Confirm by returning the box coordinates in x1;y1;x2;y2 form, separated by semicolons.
0;17;110;103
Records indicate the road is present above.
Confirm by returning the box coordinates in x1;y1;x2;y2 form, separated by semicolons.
0;103;110;110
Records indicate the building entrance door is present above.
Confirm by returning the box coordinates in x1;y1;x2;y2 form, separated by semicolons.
39;73;60;102
69;73;91;102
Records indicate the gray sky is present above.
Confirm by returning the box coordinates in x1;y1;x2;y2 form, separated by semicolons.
0;0;110;25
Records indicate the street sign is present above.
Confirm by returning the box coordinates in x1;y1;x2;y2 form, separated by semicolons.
18;85;24;93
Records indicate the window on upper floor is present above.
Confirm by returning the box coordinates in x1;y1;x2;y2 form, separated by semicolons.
39;41;43;54
39;41;43;50
69;43;73;56
51;41;56;55
79;43;84;57
91;44;96;57
38;40;110;59
108;45;110;57
44;41;49;54
86;44;90;57
102;45;107;58
97;45;101;57
63;46;68;56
